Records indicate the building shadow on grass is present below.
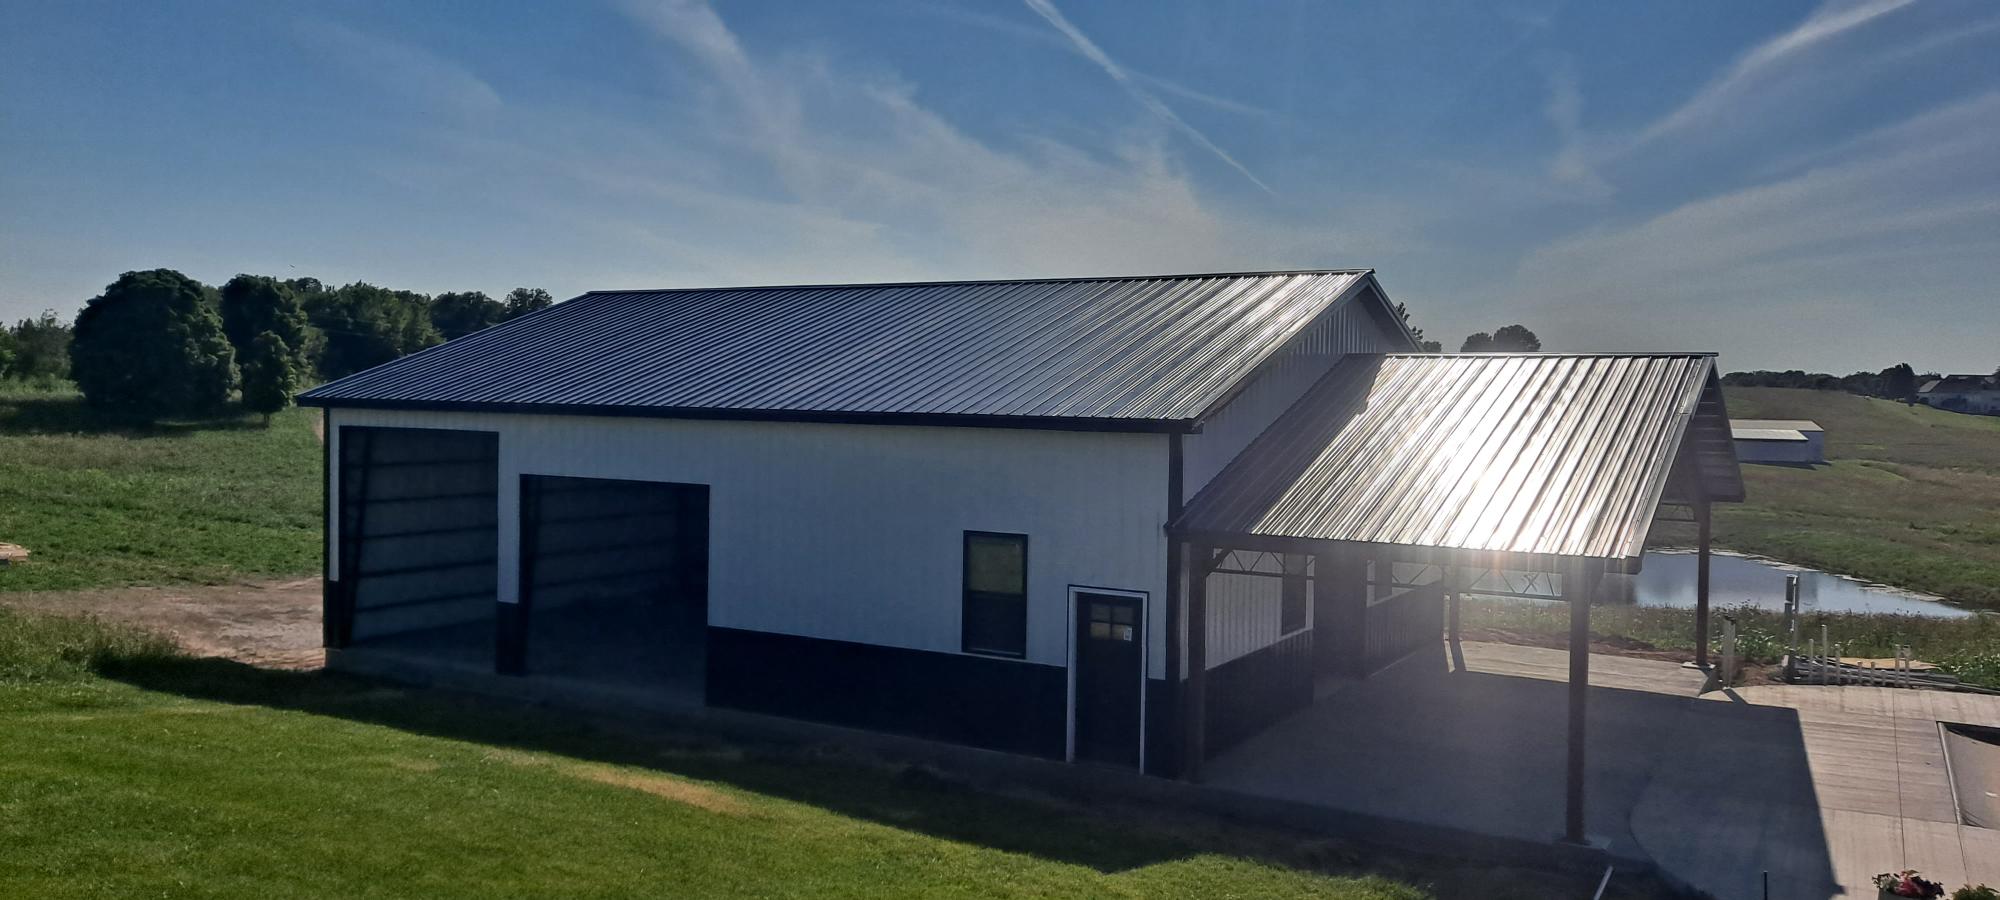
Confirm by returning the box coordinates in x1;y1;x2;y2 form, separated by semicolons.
93;653;1683;896
96;654;1207;875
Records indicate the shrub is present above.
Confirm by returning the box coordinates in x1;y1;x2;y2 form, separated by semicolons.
240;331;302;424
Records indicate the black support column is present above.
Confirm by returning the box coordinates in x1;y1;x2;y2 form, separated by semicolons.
1695;494;1713;669
1183;542;1209;780
1563;562;1599;846
1316;550;1367;676
1446;566;1464;673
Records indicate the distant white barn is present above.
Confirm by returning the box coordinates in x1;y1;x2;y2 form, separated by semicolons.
1730;419;1824;465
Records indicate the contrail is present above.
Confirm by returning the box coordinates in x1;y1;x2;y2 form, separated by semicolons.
1022;0;1274;194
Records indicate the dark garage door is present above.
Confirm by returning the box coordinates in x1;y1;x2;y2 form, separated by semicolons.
335;427;499;664
519;475;709;699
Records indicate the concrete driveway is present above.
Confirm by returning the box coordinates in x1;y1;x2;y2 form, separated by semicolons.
1634;685;2000;899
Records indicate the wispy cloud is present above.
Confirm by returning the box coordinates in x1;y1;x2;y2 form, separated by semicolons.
1018;0;1273;193
901;2;1276;121
294;19;501;115
1508;90;2000;365
1631;0;1916;146
448;0;1408;291
1539;56;1608;199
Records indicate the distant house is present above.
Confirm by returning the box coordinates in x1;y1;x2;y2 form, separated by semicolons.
1730;419;1824;465
1917;374;2000;415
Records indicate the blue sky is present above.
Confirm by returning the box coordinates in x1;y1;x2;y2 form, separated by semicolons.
2;0;1995;373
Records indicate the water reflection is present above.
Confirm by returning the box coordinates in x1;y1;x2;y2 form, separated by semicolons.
1602;552;1973;619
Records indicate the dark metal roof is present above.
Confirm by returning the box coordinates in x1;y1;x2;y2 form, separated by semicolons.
299;270;1399;431
1173;354;1745;571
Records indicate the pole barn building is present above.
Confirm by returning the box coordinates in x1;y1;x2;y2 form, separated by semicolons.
300;270;1741;839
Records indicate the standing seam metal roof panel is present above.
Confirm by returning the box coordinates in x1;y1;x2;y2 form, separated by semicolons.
1172;354;1743;568
298;270;1385;427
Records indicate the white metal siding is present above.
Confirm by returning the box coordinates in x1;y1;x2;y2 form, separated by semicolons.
1181;291;1408;500
325;410;1175;677
1205;572;1309;667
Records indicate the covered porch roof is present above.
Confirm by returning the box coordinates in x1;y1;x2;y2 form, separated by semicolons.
1172;353;1743;573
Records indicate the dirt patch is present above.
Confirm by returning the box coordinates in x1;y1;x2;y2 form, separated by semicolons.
573;766;747;814
487;748;746;815
0;578;324;669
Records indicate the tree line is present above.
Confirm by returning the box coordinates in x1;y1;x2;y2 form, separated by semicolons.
0;269;554;422
1721;364;1929;402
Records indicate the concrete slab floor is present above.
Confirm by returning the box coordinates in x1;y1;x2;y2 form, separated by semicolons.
1201;641;1707;862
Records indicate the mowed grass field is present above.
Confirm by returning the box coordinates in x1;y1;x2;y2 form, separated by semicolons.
0;381;321;591
1689;387;2000;610
0;609;1695;900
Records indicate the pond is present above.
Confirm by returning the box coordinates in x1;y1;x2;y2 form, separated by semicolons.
1602;551;1975;619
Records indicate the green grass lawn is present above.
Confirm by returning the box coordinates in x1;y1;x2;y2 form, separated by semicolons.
0;609;1690;900
0;380;321;591
1652;387;2000;611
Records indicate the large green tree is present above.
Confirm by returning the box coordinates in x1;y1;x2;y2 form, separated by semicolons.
1461;324;1542;352
430;290;508;340
240;331;302;425
503;287;554;318
1878;363;1917;403
219;275;313;366
8;310;73;381
308;282;442;379
0;326;15;378
70;269;237;417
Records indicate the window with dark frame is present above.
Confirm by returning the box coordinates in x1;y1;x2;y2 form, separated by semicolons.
1280;553;1309;634
962;531;1027;657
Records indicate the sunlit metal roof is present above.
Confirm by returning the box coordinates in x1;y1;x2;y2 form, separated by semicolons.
300;270;1406;431
1173;354;1744;572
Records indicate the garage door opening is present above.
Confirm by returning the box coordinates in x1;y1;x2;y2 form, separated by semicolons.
519;475;709;701
336;427;499;666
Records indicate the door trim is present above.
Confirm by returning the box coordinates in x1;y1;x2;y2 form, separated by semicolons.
1065;585;1149;769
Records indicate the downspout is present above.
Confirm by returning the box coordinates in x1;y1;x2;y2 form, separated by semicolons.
1162;432;1183;778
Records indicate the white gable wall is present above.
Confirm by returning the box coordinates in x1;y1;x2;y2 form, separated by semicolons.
1180;287;1411;503
326;408;1174;678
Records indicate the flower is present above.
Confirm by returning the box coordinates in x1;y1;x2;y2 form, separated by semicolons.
1875;870;1946;898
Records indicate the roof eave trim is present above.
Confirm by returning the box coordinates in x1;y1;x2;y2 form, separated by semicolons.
295;396;1197;434
574;268;1378;298
1163;527;1646;575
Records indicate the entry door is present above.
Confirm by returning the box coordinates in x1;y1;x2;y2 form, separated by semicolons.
1073;591;1144;767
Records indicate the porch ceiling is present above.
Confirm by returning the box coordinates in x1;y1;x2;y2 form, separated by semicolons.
1172;354;1743;573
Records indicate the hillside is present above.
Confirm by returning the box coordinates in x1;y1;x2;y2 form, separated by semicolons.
1696;387;2000;609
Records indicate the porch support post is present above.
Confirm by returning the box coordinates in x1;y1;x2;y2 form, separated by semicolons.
1331;550;1369;676
1695;494;1712;669
1446;566;1464;673
1564;562;1598;846
1183;541;1209;780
